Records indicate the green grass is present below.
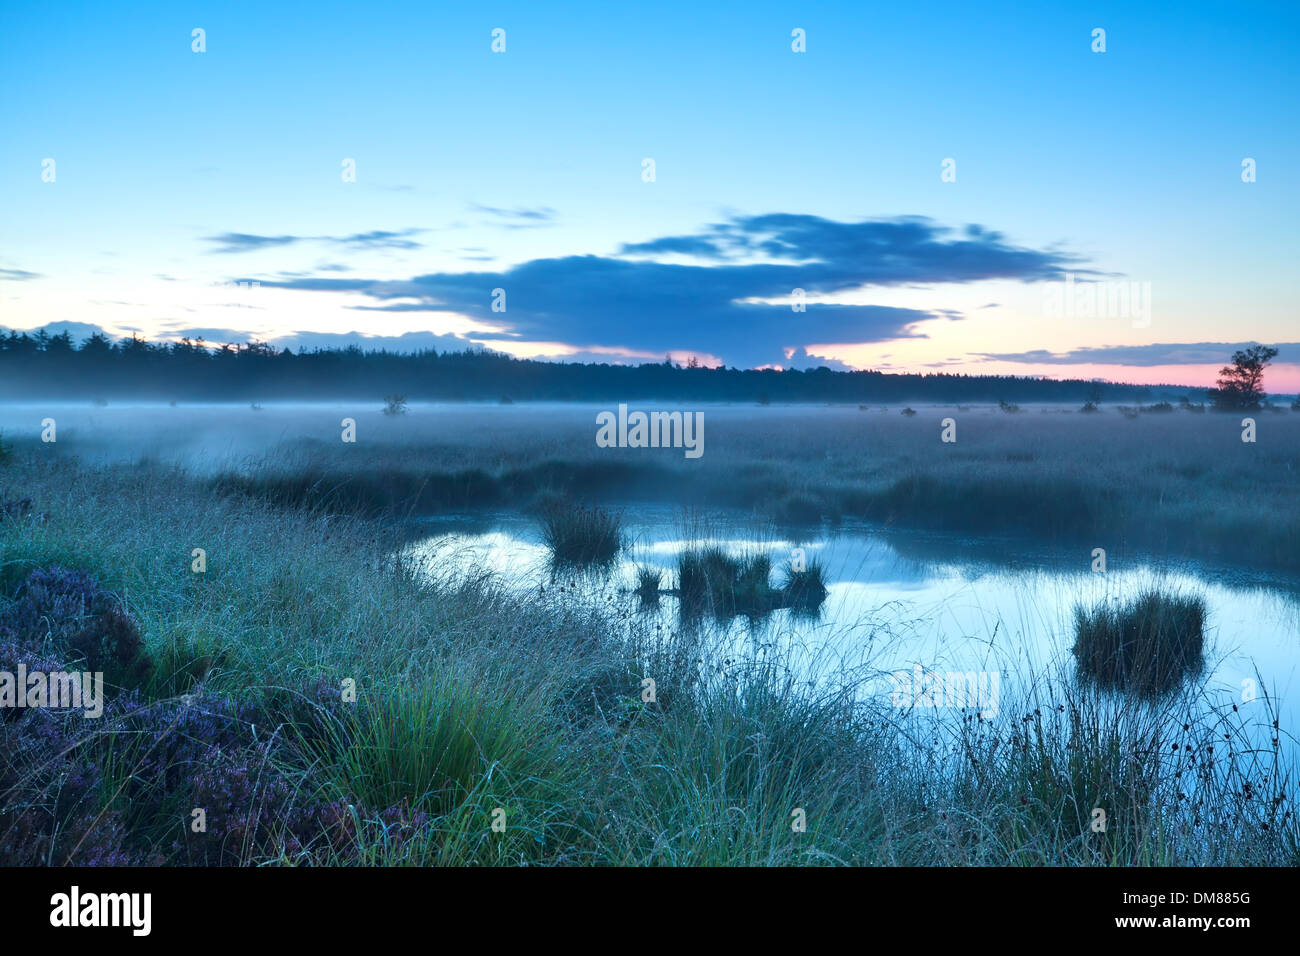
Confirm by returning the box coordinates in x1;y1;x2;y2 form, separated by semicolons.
1;451;1295;866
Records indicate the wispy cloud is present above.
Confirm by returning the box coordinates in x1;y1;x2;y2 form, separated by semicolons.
204;234;300;254
470;204;557;228
0;268;42;281
203;229;426;254
977;342;1298;367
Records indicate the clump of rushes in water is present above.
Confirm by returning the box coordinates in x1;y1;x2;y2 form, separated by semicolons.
383;394;408;416
676;547;827;618
539;500;623;565
678;547;741;616
781;558;828;612
1072;589;1207;697
634;566;662;604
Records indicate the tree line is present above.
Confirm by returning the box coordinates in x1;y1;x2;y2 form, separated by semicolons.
0;328;1243;406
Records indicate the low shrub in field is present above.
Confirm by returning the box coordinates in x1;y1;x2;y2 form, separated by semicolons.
0;497;44;521
0;673;435;865
1072;589;1206;697
1;565;151;689
0;568;435;865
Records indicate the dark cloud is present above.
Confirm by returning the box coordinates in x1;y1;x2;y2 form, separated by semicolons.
977;342;1297;367
251;213;1082;368
620;235;727;257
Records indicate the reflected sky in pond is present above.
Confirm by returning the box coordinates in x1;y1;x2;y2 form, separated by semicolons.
405;506;1300;746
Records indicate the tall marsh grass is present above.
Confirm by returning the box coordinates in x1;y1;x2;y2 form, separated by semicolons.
538;499;623;565
1072;589;1207;697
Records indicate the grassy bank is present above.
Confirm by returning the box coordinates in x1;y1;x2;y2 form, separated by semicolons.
1;453;1296;865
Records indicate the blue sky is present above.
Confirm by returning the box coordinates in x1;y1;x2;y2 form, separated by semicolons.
2;1;1297;387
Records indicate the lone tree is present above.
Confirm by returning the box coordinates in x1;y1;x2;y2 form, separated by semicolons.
1208;345;1278;410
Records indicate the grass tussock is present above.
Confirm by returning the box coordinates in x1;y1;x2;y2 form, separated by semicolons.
782;559;829;611
1072;589;1207;697
676;547;827;619
538;499;623;565
634;566;663;604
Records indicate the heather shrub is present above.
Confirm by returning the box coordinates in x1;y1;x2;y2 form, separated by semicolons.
178;742;350;864
180;745;432;864
0;700;138;865
2;566;152;689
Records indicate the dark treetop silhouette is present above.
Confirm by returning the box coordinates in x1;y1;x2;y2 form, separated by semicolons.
0;329;1220;405
1207;345;1279;411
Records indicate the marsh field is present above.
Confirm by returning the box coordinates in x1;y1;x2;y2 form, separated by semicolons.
1;401;1298;866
